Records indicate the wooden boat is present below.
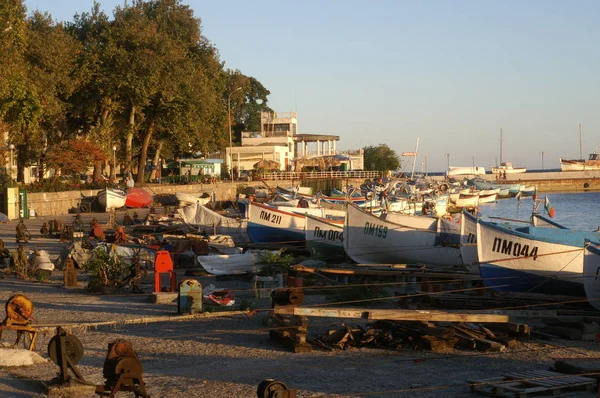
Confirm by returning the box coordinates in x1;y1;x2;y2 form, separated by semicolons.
177;202;249;245
343;204;464;267
560;153;600;171
97;188;127;211
125;187;153;208
305;214;345;258
175;192;212;206
475;221;600;295
583;242;600;310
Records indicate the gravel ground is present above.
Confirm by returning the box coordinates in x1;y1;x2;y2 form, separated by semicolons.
0;213;599;397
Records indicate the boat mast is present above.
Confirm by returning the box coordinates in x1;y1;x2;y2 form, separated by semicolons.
500;128;503;165
410;137;419;179
579;124;583;159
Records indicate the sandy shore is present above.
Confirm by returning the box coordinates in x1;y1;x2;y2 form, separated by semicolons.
0;212;599;397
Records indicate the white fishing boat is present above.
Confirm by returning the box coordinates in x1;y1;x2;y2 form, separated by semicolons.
305;214;344;258
583;242;600;310
478;189;499;204
491;162;527;174
197;250;264;275
97;188;127;211
343;204;464;268
475;221;599;295
175;191;212;206
177;202;249;245
560;153;600;171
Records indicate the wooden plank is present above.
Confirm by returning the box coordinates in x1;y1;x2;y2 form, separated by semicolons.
273;306;511;323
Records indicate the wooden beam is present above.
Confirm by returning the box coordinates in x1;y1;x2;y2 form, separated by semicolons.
272;306;510;323
291;265;478;279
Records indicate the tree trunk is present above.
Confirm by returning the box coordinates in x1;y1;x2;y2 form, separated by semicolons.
136;118;155;184
16;144;26;183
149;141;163;181
93;161;103;182
126;105;136;170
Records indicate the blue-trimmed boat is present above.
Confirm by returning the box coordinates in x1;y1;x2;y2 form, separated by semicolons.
476;221;600;296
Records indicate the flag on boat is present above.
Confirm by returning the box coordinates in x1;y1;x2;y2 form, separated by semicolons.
401;152;417;156
544;196;555;218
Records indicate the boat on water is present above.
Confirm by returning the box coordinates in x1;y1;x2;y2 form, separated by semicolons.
125;187;153;208
476;221;600;296
560;153;600;171
343;204;464;268
305;214;345;258
491;162;527;174
447;166;486;177
97;188;127;211
583;241;600;310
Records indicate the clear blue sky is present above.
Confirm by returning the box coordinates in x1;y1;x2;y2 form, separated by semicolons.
25;0;600;171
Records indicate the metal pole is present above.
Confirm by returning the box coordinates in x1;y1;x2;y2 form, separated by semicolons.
540;151;546;170
228;95;232;182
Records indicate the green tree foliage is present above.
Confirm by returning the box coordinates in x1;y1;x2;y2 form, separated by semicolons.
363;144;400;172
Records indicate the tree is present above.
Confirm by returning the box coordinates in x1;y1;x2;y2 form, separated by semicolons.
45;138;107;181
363;144;400;172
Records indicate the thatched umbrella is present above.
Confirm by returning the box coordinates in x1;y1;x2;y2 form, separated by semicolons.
323;156;342;169
295;157;326;170
254;159;280;170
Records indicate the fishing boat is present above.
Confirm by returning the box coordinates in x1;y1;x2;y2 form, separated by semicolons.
125;187;153;208
305;214;345;258
491;162;527;174
478;188;499;204
343;204;464;268
177;202;249;245
560;153;600;171
97;188;127;211
247;202;343;244
583;242;600;310
475;221;600;295
175;192;212;206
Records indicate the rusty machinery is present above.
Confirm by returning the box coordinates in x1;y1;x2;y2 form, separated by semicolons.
0;294;39;350
257;379;296;398
47;327;87;386
96;339;149;398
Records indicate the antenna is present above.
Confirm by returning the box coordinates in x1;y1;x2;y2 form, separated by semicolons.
500;128;503;164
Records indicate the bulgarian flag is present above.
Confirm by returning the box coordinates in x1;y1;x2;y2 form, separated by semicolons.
545;196;555;218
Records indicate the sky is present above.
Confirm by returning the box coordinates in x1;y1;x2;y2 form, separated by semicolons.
24;0;600;172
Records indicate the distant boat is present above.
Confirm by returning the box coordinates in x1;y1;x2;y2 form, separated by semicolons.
97;188;127;211
125;188;153;208
560;153;600;171
491;162;527;174
447;166;486;177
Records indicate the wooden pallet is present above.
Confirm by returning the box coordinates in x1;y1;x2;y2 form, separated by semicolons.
468;370;596;397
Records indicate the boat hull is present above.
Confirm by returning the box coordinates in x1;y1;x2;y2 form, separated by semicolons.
305;215;345;258
97;188;127;211
198;251;258;275
344;204;463;267
476;221;591;295
560;158;600;171
125;188;153;208
247;202;321;244
584;243;600;310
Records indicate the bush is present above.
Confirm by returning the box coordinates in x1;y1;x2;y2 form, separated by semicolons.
83;247;131;293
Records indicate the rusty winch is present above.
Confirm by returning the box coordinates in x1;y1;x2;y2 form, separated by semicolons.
0;294;39;350
96;339;149;398
47;327;86;386
257;379;296;398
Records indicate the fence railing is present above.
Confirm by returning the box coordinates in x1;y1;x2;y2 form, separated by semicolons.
258;171;381;180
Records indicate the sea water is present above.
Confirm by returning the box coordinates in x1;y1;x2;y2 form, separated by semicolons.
477;192;600;231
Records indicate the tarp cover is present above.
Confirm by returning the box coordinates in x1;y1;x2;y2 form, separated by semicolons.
177;202;249;245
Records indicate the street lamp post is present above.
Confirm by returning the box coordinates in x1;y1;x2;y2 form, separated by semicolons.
112;145;117;182
540;151;546;170
445;153;450;171
228;87;242;182
9;144;14;181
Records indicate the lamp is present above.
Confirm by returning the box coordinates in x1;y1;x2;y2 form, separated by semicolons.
228;87;242;182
